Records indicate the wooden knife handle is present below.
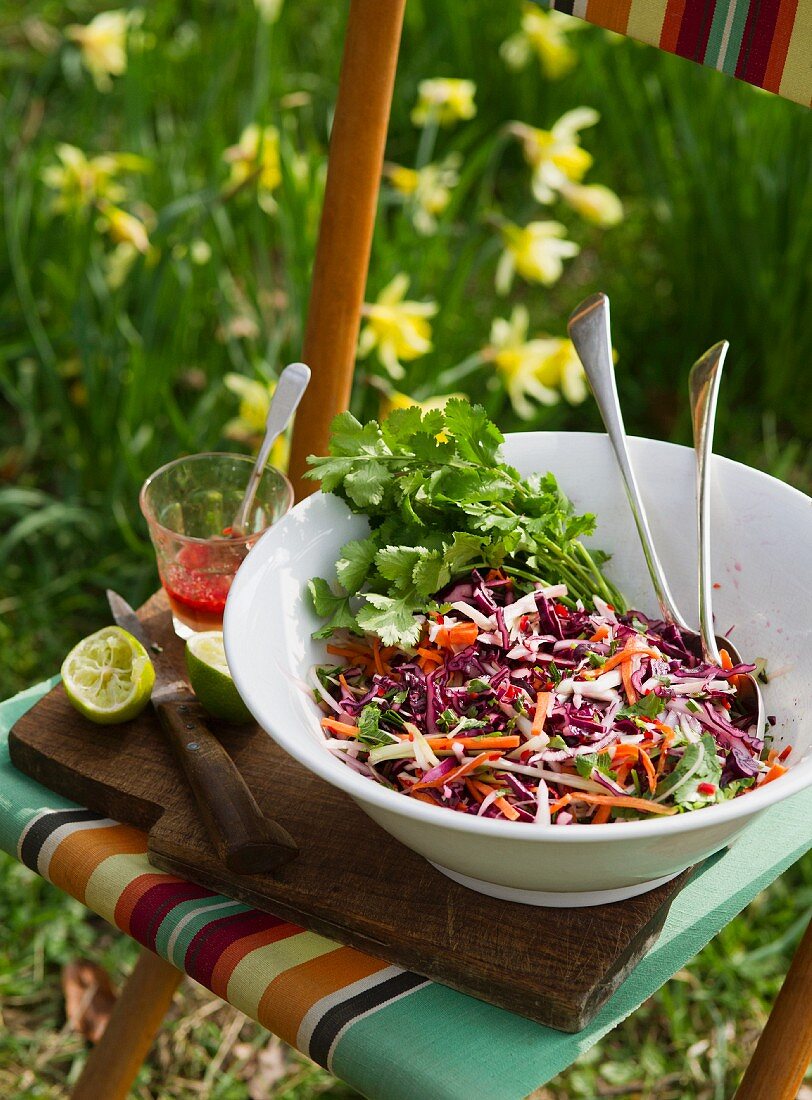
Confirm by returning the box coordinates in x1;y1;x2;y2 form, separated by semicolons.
155;700;298;875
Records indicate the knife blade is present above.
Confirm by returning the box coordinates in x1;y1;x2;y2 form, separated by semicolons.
107;590;298;874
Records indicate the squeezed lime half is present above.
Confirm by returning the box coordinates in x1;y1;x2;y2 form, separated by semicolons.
62;626;155;725
185;631;252;724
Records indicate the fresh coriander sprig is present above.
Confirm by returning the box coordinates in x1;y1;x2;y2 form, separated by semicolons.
304;400;626;645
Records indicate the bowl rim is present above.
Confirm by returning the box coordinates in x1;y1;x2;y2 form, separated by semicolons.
225;431;812;844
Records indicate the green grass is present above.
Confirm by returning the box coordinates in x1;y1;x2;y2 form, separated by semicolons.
1;1;811;1095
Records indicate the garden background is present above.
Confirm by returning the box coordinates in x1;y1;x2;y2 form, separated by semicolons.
1;1;810;1097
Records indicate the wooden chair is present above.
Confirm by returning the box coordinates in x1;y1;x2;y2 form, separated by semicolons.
69;2;812;1096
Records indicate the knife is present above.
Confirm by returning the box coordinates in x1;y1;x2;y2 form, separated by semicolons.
107;590;298;874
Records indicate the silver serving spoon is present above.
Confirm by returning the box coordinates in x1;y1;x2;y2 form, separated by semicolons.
567;293;691;631
230;362;311;537
689;343;765;733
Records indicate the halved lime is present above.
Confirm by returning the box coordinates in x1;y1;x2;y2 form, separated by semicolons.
185;631;252;724
62;626;155;725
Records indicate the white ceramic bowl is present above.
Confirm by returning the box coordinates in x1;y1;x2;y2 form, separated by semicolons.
224;433;812;907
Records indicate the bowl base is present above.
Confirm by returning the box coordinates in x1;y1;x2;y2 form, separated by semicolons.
428;862;682;907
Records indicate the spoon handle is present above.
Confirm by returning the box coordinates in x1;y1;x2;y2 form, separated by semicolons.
231;362;311;536
688;341;728;665
568;293;689;630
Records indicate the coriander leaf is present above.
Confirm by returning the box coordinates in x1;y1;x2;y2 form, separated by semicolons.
409;433;456;464
356;592;422;646
307;578;358;637
575;752;616;780
467;678;492;693
343;461;390;508
431;467;515;506
443;532;489;573
357;704;398;747
442;398;503;466
412;551;451;598
379;405;426;447
674;734;722;806
375;545;424;588
453;718;488;733
329;412;387;456
618;693;664;720
336;538;378;594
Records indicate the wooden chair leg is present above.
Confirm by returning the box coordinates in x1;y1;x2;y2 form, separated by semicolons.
735;915;812;1100
288;0;407;498
71;947;182;1100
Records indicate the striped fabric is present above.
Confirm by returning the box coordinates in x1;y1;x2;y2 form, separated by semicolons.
14;804;429;1076
547;0;811;106
3;680;812;1100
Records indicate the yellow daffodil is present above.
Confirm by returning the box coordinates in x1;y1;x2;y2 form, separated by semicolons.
97;202;149;253
385;156;460;235
358;274;438;379
223;124;282;213
224;373;289;466
254;0;284;23
66;10;129;91
559;181;624;227
411;78;476;128
484;306;587;418
501;5;581;80
510;108;599;203
41;144;149;214
495;221;579;295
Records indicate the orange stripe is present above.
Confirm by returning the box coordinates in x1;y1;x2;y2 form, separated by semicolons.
256;946;390;1045
587;0;633;33
47;823;148;903
209;923;301;999
763;0;800;91
660;0;687;51
115;872;178;935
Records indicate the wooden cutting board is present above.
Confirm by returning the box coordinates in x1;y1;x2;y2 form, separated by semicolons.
9;590;693;1032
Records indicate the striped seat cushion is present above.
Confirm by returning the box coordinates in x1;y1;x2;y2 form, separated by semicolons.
546;1;810;106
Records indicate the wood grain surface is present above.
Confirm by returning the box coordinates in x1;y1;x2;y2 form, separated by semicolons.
9;590;693;1032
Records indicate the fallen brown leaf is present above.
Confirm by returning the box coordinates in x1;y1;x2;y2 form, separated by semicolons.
61;960;118;1044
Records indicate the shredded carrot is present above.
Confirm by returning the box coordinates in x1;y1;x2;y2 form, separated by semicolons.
656;728;674;777
436;622;479;648
584;641;661;677
532;692;552;737
719;648;733;670
338;673;352;695
494;795;520;820
614;764;630;787
589;625;610;642
639;748;657;793
465;778;486;804
550;794;573;815
566;793;676;815
412;751;499;791
417;647;443;665
592;803;612;824
612;744;639;765
762;763;788;785
326;645;374;668
424;735;521;751
320;717;359;738
372;637;385;676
